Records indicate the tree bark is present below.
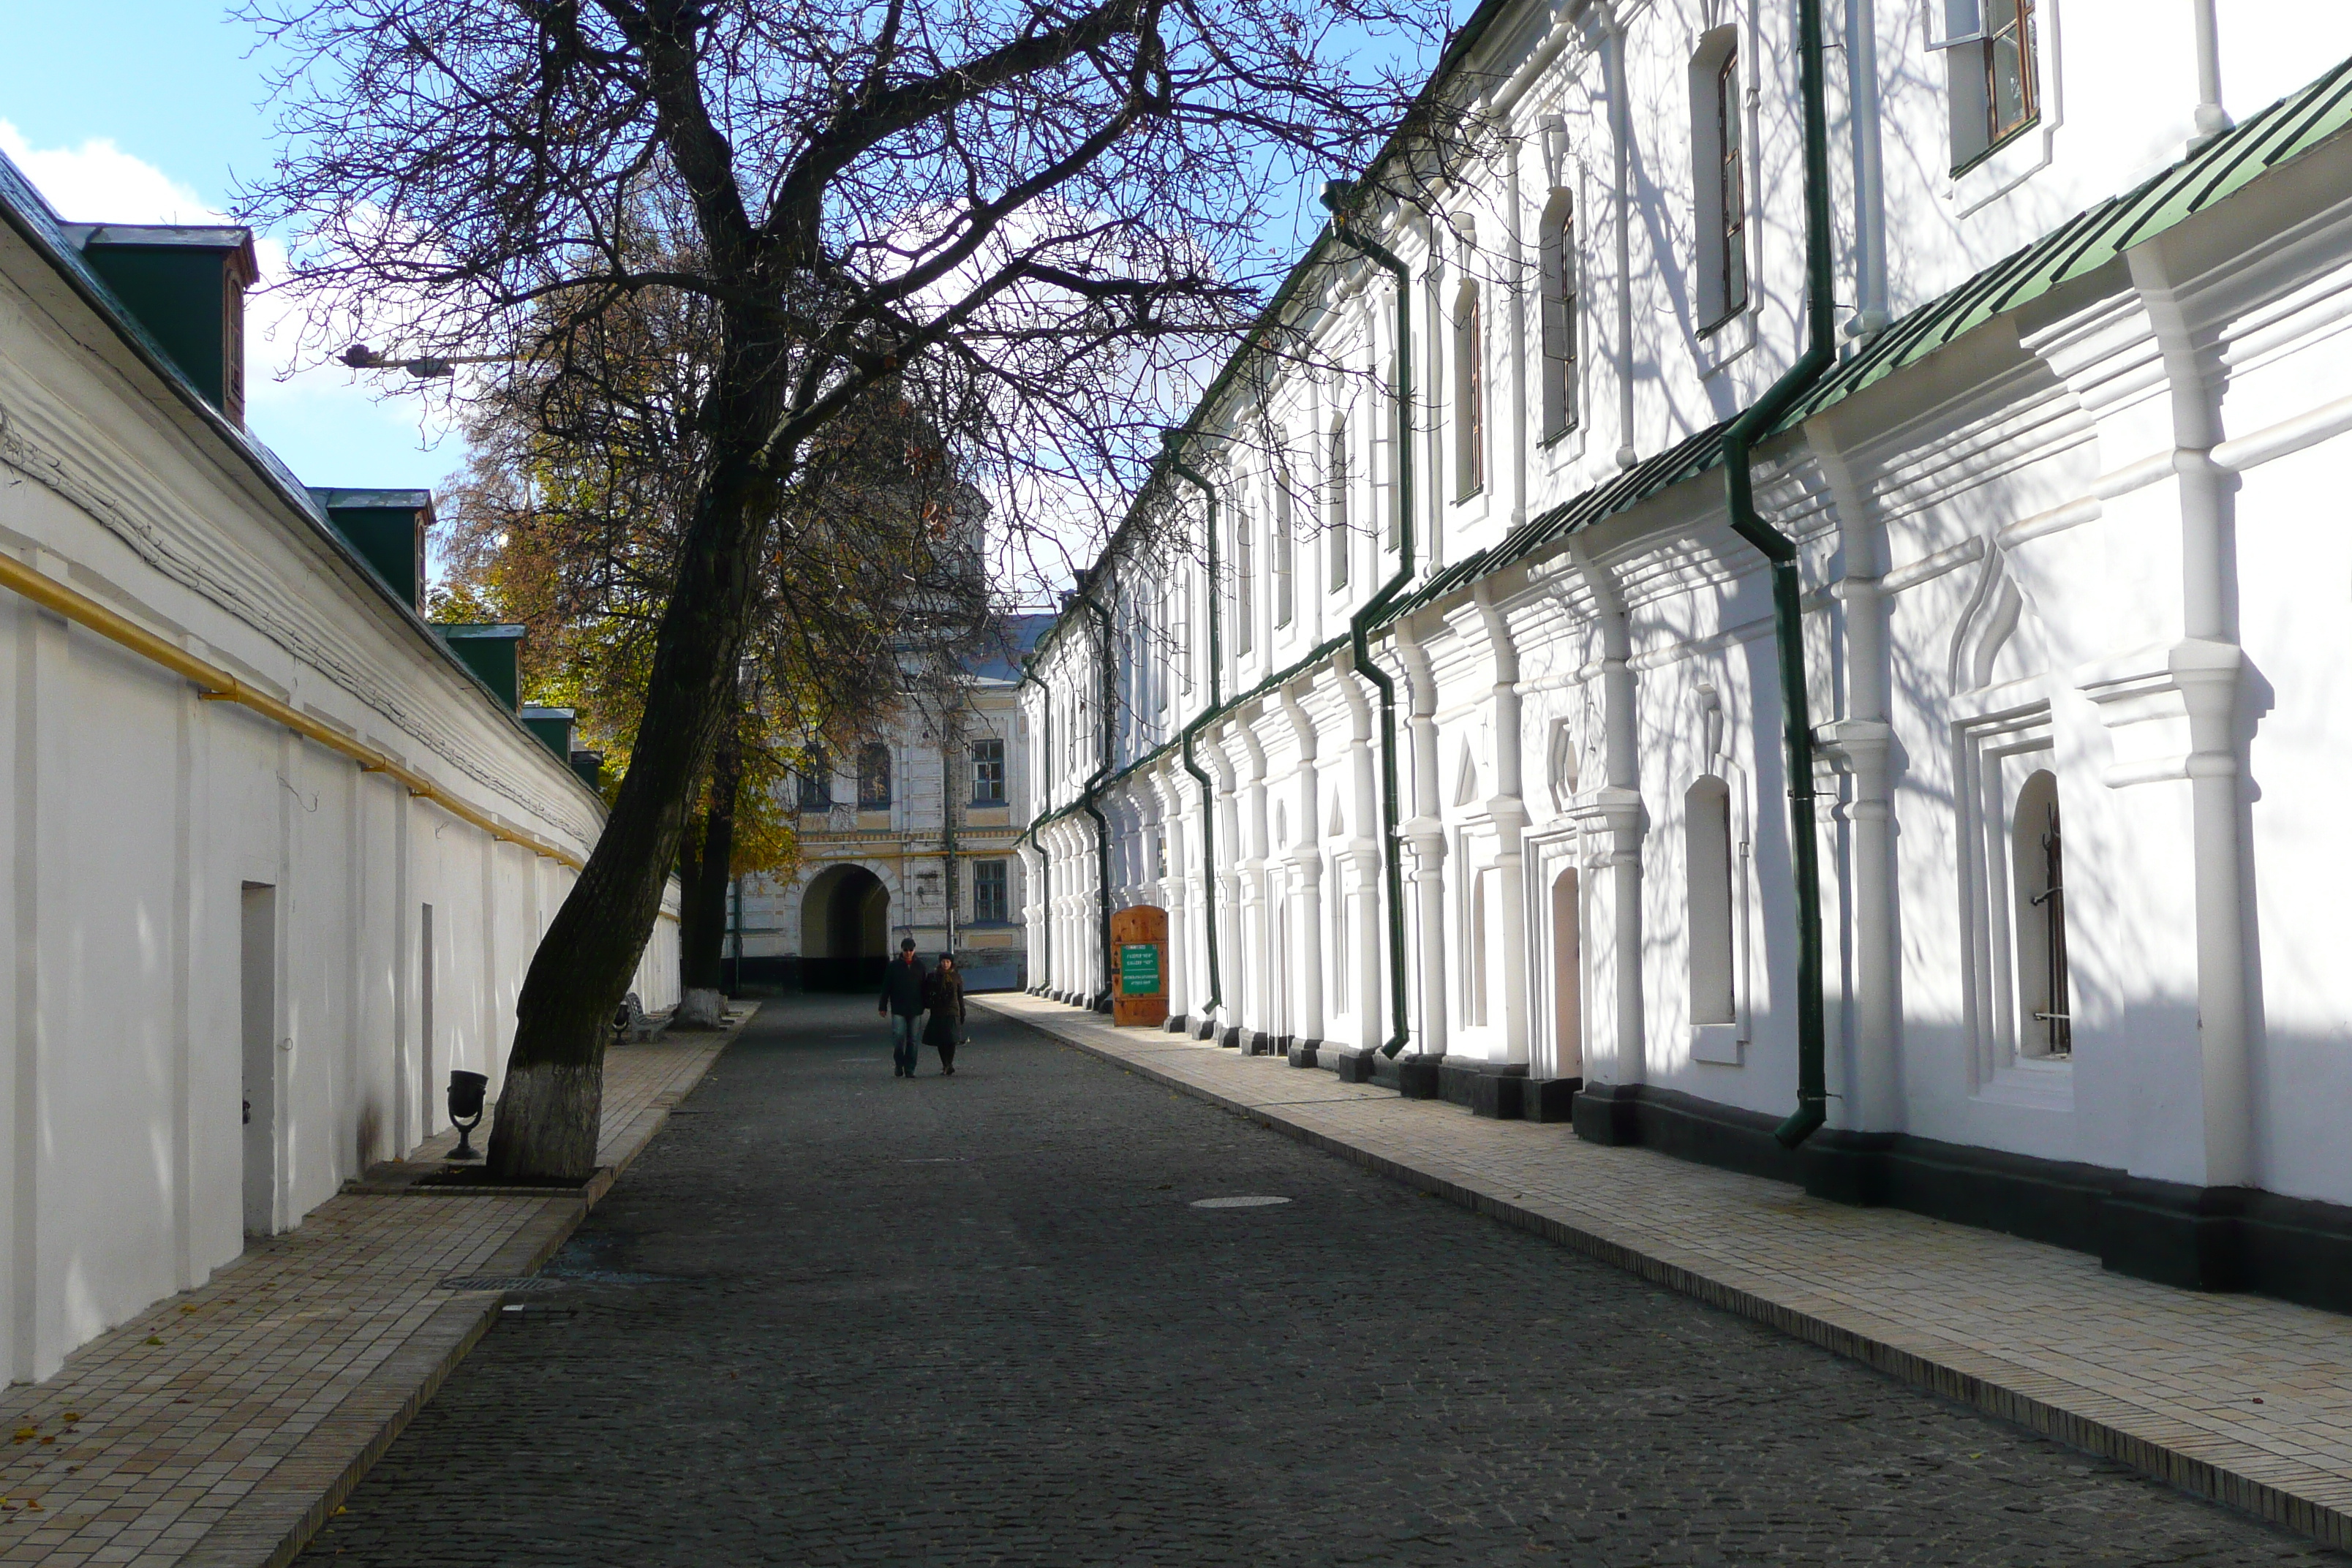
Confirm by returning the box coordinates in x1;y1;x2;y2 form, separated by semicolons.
676;681;744;1028
486;378;782;1179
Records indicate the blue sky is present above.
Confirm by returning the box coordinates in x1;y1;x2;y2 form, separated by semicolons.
1;4;472;494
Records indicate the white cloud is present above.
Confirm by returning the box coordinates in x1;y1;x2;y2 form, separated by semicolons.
0;121;216;226
0;121;464;489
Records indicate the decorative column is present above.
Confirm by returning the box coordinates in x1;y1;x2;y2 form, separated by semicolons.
1237;717;1273;1053
1395;620;1449;1069
1569;539;1647;1144
1278;682;1327;1057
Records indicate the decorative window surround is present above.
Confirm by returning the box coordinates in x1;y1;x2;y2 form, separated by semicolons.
1951;692;2072;1106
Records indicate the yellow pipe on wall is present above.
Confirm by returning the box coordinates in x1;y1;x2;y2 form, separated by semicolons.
0;548;597;875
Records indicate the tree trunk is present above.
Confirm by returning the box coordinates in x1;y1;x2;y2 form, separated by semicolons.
487;395;782;1180
676;683;744;1030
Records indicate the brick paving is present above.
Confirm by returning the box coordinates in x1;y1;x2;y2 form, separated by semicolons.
301;994;2334;1565
983;992;2352;1553
0;1021;742;1567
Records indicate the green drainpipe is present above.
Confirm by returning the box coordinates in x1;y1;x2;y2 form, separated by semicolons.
1076;581;1118;1011
1725;0;1836;1147
1162;434;1226;1036
1321;181;1415;1060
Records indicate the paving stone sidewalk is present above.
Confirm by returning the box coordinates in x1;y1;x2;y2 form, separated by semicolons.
981;992;2352;1552
0;1015;746;1568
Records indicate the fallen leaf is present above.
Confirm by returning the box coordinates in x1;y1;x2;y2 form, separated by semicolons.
59;1413;78;1423
143;1336;163;1346
36;1438;50;1447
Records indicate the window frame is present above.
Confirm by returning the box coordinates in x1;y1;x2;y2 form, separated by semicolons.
1454;281;1485;501
856;742;893;810
1539;192;1580;445
797;746;833;811
1326;421;1351;592
973;859;1010;925
971;737;1006;804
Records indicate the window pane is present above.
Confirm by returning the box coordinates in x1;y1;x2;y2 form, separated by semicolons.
1986;0;2037;141
972;738;1006;803
974;859;1009;924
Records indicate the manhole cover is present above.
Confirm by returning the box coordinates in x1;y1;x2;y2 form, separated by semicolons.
440;1275;566;1292
1188;1196;1292;1209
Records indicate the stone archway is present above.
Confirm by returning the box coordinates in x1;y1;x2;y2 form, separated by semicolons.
800;864;889;992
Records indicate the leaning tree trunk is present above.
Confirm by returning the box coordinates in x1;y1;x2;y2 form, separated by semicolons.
486;408;781;1179
675;685;744;1028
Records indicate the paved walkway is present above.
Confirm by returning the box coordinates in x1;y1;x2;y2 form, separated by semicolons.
981;993;2352;1553
304;994;2327;1566
0;1018;745;1567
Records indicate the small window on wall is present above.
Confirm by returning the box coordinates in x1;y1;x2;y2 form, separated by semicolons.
1685;777;1735;1025
973;859;1010;924
972;738;1006;803
1946;0;2041;170
1232;494;1255;657
1691;31;1748;330
797;746;832;810
1326;423;1351;592
1539;194;1579;442
2011;769;2071;1058
1455;282;1485;499
857;743;892;809
1466;868;1493;1028
1273;473;1295;627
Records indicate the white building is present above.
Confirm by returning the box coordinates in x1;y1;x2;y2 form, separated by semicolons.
1021;5;2352;1310
0;157;676;1379
734;616;1048;994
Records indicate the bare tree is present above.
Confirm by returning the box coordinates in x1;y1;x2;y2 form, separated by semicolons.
238;0;1448;1177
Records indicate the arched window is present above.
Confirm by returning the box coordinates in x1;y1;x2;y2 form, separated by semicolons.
1692;32;1748;328
2012;769;2071;1058
1455;282;1485;499
797;745;832;810
1232;490;1254;657
1327;422;1350;592
1685;776;1735;1025
1466;867;1493;1028
1273;467;1294;628
1539;193;1579;440
857;742;892;809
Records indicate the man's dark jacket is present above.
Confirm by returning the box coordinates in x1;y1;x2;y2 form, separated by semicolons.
880;954;928;1017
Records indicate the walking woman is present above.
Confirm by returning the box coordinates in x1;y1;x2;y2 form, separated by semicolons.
922;954;967;1076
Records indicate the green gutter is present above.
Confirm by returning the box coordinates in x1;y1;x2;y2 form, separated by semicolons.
1163;435;1227;1033
1320;180;1416;1061
1727;0;1836;1148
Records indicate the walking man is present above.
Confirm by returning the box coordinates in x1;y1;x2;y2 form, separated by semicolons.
880;937;927;1078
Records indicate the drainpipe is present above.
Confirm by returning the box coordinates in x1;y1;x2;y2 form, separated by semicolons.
2190;0;2231;151
1595;1;1638;470
1725;0;1836;1149
1163;437;1226;1036
1844;0;1888;339
1077;584;1117;1010
1322;179;1417;1060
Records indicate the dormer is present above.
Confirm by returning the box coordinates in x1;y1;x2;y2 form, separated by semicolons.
61;224;258;424
309;489;433;613
435;623;526;712
520;705;575;761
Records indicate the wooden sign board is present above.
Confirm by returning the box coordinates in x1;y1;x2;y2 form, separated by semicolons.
1109;904;1169;1028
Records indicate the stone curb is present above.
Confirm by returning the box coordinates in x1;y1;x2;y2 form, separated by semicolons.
184;1006;755;1568
979;998;2352;1553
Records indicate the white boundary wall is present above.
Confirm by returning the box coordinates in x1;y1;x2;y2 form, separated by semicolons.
0;179;678;1380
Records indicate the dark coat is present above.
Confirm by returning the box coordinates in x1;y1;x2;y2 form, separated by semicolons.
921;970;965;1046
879;954;928;1016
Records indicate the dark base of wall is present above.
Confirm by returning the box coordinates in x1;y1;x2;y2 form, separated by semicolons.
1373;1052;1444;1099
1567;1082;2352;1311
1326;1047;1376;1083
1439;1060;1529;1120
1194;1018;1218;1041
1165;1014;1189;1034
1218;1027;1243;1049
1286;1039;1322;1069
1246;1031;1276;1056
1524;1077;1582;1123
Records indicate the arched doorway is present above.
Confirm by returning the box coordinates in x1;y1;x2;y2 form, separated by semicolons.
800;864;889;992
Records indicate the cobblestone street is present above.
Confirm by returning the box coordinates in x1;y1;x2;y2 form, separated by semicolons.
300;998;2339;1566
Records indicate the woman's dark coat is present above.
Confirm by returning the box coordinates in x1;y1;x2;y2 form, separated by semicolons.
921;969;965;1047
